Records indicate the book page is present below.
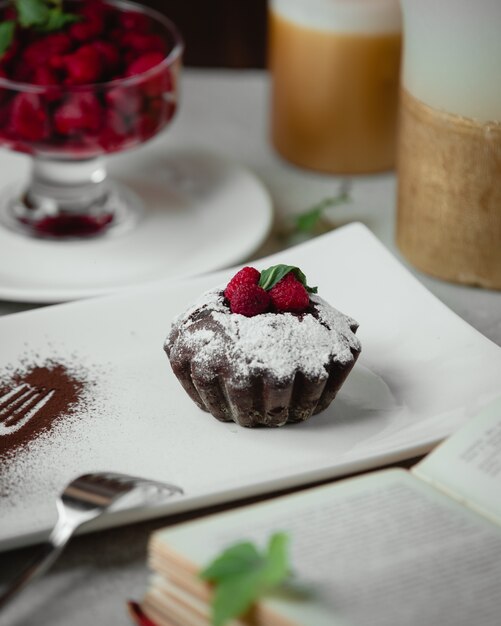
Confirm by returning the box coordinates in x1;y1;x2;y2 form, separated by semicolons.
413;397;501;525
153;469;501;626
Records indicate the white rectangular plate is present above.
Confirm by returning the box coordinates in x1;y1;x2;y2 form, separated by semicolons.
1;223;500;551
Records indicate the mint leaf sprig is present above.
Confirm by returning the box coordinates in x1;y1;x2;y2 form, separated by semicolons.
259;264;317;294
0;0;79;56
295;190;350;234
0;20;15;56
16;0;79;30
200;532;291;626
275;188;351;250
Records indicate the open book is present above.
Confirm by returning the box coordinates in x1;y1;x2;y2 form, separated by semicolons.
140;398;501;626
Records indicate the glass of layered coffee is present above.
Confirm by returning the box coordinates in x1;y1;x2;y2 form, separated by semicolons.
397;0;501;289
268;0;401;174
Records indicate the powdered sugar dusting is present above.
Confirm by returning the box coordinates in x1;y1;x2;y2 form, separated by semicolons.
166;289;361;387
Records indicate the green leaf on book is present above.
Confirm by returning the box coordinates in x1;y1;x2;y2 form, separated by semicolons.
201;542;263;582
258;264;317;294
261;532;290;586
0;21;15;56
200;532;291;626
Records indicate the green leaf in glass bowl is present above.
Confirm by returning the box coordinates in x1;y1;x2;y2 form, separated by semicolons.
0;21;15;56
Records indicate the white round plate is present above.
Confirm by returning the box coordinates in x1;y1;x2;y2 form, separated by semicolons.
0;147;273;303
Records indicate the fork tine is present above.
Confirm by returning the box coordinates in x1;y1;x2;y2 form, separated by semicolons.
0;390;55;436
135;477;184;495
3;389;54;428
92;472;183;495
63;474;134;508
60;474;183;517
0;384;30;415
0;386;39;424
0;387;39;413
62;472;184;510
2;387;43;422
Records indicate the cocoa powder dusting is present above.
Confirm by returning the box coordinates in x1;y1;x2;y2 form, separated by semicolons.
0;360;89;459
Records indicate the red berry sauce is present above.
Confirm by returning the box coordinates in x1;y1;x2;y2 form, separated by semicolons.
20;211;115;238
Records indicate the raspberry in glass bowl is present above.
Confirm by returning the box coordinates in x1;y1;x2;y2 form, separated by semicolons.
0;0;183;238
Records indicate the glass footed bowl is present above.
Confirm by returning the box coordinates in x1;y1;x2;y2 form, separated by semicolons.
0;0;183;239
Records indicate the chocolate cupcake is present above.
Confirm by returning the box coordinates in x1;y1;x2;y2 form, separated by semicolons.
165;265;361;427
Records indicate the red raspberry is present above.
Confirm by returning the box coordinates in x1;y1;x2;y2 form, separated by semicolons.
32;67;59;86
69;20;100;42
0;38;19;65
126;53;167;99
32;67;62;103
89;41;120;76
138;110;162;139
54;93;102;136
105;87;142;116
10;93;49;141
119;11;152;33
120;33;166;55
269;273;310;313
105;109;129;136
0;99;13;130
23;33;71;67
69;4;106;43
136;97;166;139
63;46;103;85
125;52;165;77
229;284;271;317
49;55;66;71
3;6;16;20
0;82;8;108
80;0;114;21
98;126;129;152
10;61;34;83
98;104;138;151
224;266;260;301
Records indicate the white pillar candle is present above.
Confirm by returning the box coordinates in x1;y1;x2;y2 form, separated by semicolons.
401;0;501;121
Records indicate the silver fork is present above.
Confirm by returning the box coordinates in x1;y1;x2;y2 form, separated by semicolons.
0;383;55;435
0;471;183;611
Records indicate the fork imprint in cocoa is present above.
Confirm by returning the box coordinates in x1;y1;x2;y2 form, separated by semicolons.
0;383;55;436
